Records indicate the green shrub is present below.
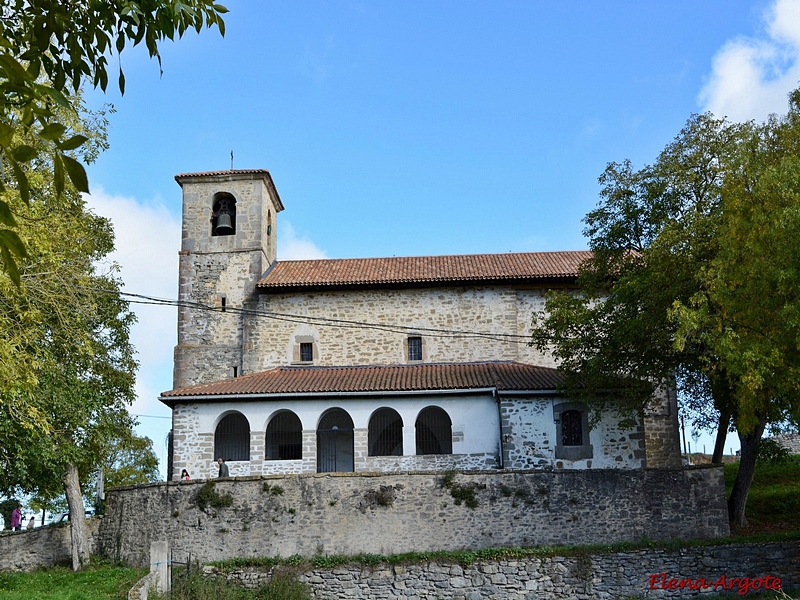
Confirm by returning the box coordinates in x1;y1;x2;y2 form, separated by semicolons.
254;569;311;600
158;566;311;600
195;481;234;511
757;438;791;465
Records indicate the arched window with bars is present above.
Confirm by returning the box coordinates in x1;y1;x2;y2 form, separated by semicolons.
317;408;354;473
368;408;403;456
554;402;592;461
415;406;452;455
214;412;250;461
266;411;302;460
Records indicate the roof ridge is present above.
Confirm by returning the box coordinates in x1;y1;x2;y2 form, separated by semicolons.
271;249;590;264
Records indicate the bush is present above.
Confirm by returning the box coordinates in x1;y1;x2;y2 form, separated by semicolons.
195;481;234;511
159;566;311;600
254;569;311;600
757;438;791;465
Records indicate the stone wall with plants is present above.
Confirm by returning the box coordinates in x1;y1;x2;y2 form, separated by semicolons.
98;466;729;569
210;540;799;599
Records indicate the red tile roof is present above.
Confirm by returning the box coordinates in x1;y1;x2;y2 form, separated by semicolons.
257;251;590;291
174;169;284;211
175;169;274;180
161;361;563;403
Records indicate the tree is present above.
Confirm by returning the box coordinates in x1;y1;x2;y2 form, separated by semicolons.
0;1;227;567
531;91;800;530
0;98;138;570
100;432;161;489
0;0;227;283
671;91;800;527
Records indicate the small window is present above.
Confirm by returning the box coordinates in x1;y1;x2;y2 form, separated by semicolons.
561;410;583;446
554;403;592;461
407;337;422;362
299;342;313;362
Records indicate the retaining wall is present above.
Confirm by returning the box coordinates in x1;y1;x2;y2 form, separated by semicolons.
98;466;729;568
211;540;799;599
0;519;100;572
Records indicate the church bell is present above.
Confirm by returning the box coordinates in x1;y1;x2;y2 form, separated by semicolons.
215;212;234;234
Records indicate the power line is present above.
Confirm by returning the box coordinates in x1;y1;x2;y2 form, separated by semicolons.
76;285;535;345
131;414;172;419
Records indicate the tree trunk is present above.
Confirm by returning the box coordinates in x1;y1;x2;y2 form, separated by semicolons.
63;462;90;571
711;410;730;464
727;417;767;531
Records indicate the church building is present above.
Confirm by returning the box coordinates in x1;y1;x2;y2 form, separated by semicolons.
161;169;681;480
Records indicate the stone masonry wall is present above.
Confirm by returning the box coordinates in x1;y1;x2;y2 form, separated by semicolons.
97;467;729;569
0;519;100;572
213;540;799;599
243;287;555;374
174;172;280;389
774;432;800;454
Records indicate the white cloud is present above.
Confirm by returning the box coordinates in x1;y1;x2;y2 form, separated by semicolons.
699;0;800;122
278;220;328;260
84;188;181;474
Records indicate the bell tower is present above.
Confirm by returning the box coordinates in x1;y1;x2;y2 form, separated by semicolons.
173;169;283;389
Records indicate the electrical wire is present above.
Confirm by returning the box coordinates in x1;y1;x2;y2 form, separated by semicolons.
74;285;535;345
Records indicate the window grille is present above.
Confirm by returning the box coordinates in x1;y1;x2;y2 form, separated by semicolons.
266;411;302;460
299;342;313;362
368;408;403;456
317;408;355;473
407;336;422;361
214;412;250;461
561;409;583;446
415;406;452;455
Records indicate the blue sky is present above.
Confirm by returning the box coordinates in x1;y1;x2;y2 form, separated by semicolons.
83;0;800;474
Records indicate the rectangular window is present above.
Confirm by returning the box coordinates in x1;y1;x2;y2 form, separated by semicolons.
407;337;422;362
299;342;313;362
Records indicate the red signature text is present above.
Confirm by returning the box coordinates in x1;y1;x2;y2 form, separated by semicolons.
648;573;782;596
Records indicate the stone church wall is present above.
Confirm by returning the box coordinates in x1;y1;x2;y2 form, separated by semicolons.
97;467;729;569
243;287;556;373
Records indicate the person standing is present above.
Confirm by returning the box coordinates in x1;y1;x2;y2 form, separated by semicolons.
10;504;22;531
217;457;229;478
26;516;35;530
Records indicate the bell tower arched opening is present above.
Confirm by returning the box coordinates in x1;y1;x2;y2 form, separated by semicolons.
211;193;236;236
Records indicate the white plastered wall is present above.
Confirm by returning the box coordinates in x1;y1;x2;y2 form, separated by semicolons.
171;392;501;479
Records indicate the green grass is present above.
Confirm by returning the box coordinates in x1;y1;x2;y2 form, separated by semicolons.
725;454;800;535
0;561;145;600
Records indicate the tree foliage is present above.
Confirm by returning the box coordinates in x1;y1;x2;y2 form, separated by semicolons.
0;0;227;282
0;98;138;570
0;0;227;569
531;89;800;529
101;432;160;489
